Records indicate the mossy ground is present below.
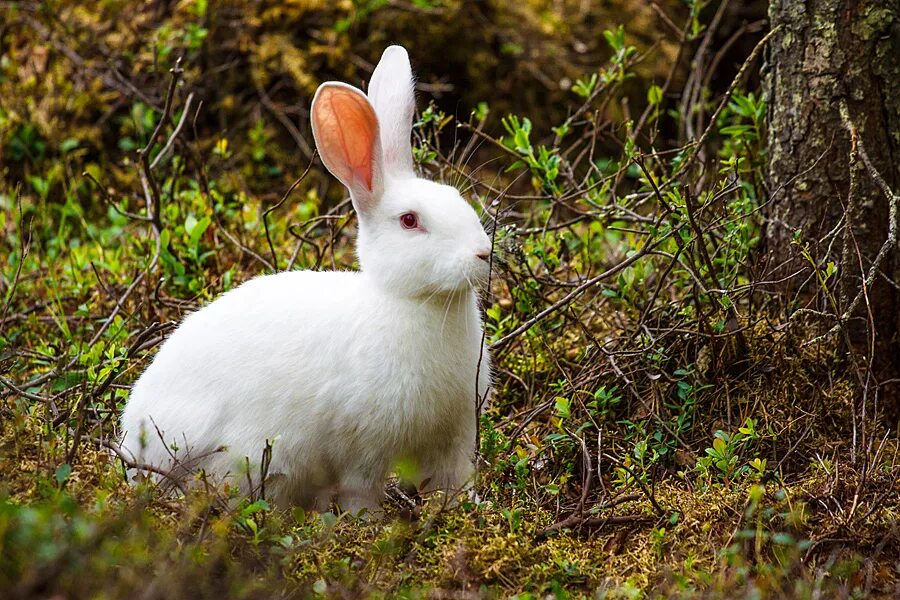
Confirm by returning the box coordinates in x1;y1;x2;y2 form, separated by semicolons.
3;400;898;598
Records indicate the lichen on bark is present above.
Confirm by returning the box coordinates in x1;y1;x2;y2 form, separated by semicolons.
765;0;900;414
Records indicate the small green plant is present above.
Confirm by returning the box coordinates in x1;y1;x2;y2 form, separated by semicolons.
500;115;562;195
695;418;765;483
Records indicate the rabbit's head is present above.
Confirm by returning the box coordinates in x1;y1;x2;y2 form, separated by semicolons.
311;46;491;298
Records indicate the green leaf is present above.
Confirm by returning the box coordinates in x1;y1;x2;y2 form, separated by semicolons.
772;532;796;545
184;214;198;238
719;125;753;136
712;437;726;455
241;499;270;518
554;396;571;419
603;26;626;51
647;85;663;106
513;133;528;153
188;216;211;246
472;101;489;122
28;175;49;199
55;463;72;485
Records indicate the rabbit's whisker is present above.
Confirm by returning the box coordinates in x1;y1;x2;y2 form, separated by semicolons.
416;284;444;311
454;135;489;190
439;292;456;339
463;277;474;340
413;262;446;310
459;154;502;198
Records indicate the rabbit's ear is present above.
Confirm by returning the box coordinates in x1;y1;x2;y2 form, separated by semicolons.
367;45;415;178
311;82;383;213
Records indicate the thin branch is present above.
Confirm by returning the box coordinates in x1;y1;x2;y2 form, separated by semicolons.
805;101;900;346
150;91;195;169
139;56;184;234
263;154;316;272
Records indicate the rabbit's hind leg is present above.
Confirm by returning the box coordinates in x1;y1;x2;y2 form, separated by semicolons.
334;472;385;518
417;445;475;506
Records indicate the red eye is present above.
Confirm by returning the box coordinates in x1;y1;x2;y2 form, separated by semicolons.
400;212;419;229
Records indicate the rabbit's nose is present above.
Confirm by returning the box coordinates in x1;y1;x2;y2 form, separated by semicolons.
475;249;491;262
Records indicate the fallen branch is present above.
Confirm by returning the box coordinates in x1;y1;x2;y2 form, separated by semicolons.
535;490;651;538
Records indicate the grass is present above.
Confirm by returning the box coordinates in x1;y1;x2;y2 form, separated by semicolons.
2;2;899;598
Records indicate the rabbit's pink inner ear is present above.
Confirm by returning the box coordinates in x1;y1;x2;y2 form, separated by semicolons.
312;85;378;192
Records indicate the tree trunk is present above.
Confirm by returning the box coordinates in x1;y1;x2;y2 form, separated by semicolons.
764;1;900;415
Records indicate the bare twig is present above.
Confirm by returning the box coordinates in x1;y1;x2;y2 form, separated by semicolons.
139;56;185;234
263;155;316;272
804;101;900;346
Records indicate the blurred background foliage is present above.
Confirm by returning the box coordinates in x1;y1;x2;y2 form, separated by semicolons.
0;0;764;202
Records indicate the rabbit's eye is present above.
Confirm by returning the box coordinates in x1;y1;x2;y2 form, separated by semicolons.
400;212;419;230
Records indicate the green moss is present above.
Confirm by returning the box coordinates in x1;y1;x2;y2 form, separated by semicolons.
852;7;895;40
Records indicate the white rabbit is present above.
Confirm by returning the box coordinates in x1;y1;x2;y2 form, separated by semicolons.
120;46;493;513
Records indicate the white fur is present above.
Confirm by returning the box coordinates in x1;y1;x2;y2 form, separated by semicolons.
367;45;416;176
120;46;492;512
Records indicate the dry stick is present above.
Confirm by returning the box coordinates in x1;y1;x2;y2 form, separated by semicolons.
150;91;195;169
256;80;314;160
675;0;730;143
285;199;353;271
83;172;151;222
0;375;51;402
630;244;688;342
454;112;489;180
0;234;163;403
838;131;863;355
804;102;900;346
702;20;768;96
262;154;316;272
65;290;170;463
686;0;732;144
216;219;275;272
605;350;693;454
100;438;188;496
475;183;514;490
648;0;682;36
682;183;749;354
553;49;651;147
535;492;645;538
2;54;188;406
534;428;594;534
178;101;276;273
632;12;692;143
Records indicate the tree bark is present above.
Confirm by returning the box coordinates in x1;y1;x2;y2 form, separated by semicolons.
765;1;900;414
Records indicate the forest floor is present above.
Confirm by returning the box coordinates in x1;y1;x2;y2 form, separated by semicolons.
3;300;899;598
